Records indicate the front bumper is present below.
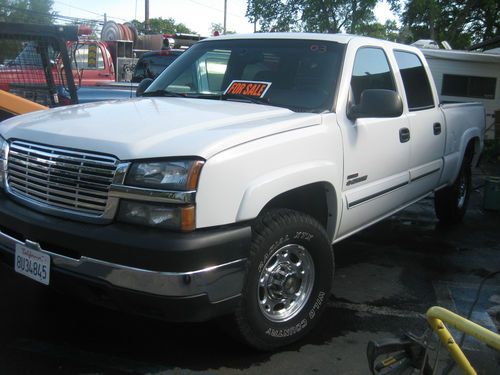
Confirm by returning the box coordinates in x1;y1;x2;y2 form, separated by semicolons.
0;194;251;321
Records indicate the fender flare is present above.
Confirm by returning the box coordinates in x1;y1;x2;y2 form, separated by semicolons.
236;160;341;240
450;127;482;183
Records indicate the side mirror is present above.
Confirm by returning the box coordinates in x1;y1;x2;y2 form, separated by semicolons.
348;89;403;120
136;78;154;97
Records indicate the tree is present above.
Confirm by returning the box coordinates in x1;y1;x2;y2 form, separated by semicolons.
246;0;384;33
0;0;54;24
130;17;196;35
356;20;399;41
402;0;499;48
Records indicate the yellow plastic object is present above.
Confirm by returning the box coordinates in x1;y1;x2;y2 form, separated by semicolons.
426;306;500;375
0;89;47;115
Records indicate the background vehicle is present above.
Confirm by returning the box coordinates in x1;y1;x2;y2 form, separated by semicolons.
420;48;500;141
132;49;185;83
0;33;485;350
60;49;185;104
0;22;196;106
0;89;47;121
0;22;78;106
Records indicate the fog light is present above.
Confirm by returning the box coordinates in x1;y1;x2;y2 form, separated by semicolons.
118;200;195;231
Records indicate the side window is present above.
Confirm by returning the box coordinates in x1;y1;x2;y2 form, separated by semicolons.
350;47;396;105
394;51;434;110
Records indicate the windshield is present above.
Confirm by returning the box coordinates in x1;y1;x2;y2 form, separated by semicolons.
146;39;345;112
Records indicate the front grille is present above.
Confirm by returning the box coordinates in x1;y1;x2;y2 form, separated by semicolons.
7;140;118;216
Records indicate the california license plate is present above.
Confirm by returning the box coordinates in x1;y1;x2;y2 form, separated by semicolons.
15;243;50;286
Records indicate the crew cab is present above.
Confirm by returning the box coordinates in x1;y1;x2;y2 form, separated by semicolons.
0;34;485;350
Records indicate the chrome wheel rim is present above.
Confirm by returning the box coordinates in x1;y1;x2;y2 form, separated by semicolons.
257;244;315;322
457;172;467;208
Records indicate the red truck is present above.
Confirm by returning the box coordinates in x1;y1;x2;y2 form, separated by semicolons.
0;22;79;107
0;23;201;107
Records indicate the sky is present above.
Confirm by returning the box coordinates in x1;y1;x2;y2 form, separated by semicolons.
52;0;397;36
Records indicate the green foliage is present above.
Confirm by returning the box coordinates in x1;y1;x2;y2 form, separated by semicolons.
247;0;382;33
356;20;399;41
130;17;196;35
0;0;54;24
246;0;498;49
402;0;499;48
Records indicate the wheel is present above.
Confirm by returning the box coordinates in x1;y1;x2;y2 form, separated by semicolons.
232;209;334;350
435;158;471;224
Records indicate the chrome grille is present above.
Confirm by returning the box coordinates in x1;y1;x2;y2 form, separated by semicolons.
7;140;118;216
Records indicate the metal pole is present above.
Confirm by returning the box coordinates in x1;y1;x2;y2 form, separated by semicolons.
223;0;227;34
145;0;150;33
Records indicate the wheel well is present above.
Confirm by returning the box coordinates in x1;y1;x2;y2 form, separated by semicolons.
261;182;336;237
465;137;479;165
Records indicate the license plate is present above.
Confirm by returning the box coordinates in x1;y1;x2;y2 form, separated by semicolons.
15;243;51;286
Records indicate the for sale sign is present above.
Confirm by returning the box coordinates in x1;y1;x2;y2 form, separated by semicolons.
224;80;272;98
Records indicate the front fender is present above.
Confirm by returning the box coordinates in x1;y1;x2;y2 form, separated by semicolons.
236;161;341;238
195;117;343;231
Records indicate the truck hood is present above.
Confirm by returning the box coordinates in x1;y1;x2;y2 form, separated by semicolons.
0;98;321;160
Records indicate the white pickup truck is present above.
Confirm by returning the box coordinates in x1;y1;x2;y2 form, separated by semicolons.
0;33;485;350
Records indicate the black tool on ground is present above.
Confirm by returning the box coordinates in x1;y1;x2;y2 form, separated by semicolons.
367;332;433;374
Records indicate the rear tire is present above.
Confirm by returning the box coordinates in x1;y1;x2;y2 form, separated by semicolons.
232;209;334;350
435;158;471;224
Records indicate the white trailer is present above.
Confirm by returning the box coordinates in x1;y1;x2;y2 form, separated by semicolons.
421;48;500;140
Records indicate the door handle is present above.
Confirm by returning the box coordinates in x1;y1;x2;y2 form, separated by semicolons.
399;128;410;143
433;122;441;135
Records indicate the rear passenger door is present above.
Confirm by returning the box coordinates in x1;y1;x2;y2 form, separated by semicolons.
336;45;411;239
393;50;445;198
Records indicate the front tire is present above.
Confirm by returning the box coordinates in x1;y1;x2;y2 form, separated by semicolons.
233;209;334;350
435;158;472;224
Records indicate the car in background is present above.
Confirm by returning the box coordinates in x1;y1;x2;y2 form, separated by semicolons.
132;49;185;83
0;89;47;121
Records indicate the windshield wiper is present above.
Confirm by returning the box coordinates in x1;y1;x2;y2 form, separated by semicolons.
142;90;186;98
184;93;221;99
222;93;269;105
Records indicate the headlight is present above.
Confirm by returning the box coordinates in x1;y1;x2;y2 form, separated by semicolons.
117;200;195;231
0;136;8;187
125;159;204;190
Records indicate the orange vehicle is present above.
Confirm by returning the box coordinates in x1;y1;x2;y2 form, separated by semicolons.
0;89;47;121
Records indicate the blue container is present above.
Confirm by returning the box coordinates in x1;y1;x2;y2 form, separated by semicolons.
483;176;500;211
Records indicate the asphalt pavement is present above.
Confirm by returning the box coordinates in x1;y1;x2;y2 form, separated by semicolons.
1;166;499;374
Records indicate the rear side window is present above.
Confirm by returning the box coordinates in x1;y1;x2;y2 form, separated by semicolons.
394;51;434;111
351;48;396;105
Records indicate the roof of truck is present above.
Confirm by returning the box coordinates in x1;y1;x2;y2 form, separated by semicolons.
202;32;355;44
200;33;423;53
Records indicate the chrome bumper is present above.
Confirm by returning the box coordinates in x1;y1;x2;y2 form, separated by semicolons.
0;229;246;303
